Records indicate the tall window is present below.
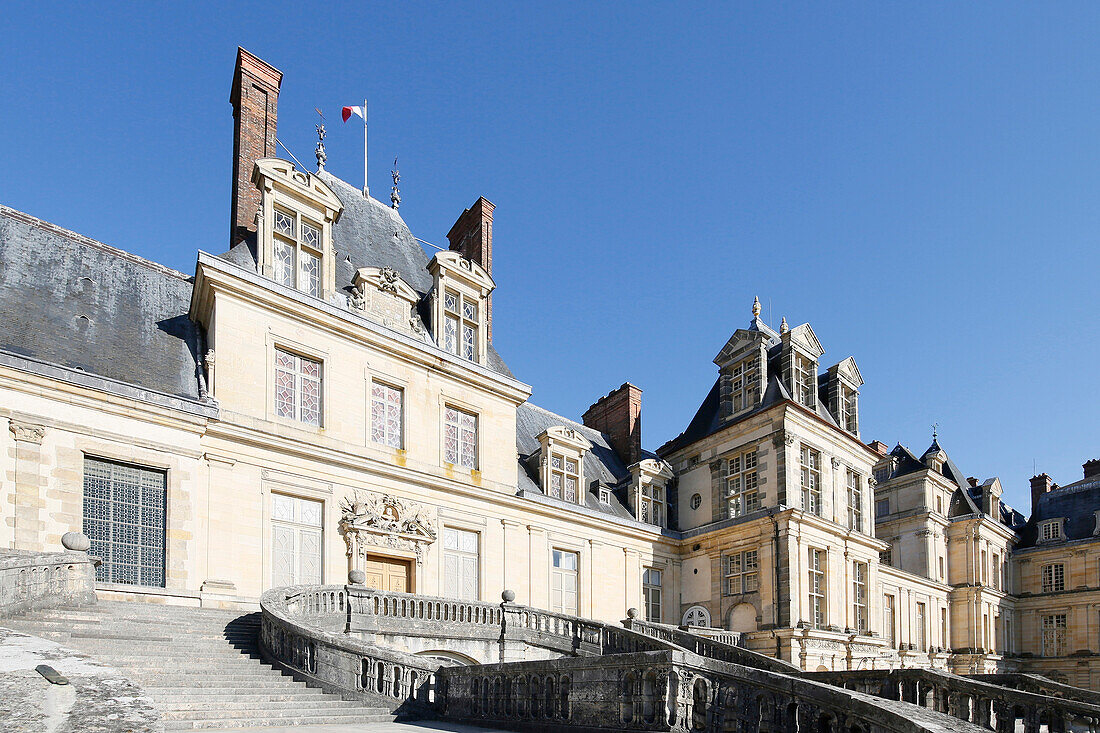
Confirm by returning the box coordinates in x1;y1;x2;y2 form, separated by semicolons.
846;470;863;531
852;561;868;633
942;608;949;650
643;568;662;623
879;550;892;567
981;550;987;584
444;406;477;469
800;445;821;515
1042;614;1067;657
1040;520;1062;542
551;549;579;616
640;484;665;527
730;357;759;412
443;289;479;362
275;348;322;426
914;602;927;652
840;386;858;433
271;493;322;588
1042;563;1065;593
83;458;166;588
725;550;759;595
272;207;323;297
884;594;896;648
726;449;759;518
793;353;815;407
808;548;826;628
443;527;479;601
549;454;580;503
370;382;403;449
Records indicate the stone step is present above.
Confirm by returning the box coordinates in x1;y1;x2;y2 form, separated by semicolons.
142;677;304;689
162;712;395;730
159;699;367;713
132;673;302;685
165;707;389;721
150;690;331;703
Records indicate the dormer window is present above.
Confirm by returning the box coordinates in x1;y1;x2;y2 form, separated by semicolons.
443;289;479;361
537;426;591;506
598;487;612;505
550;453;580;503
840;386;858;433
793;353;815;407
272;207;323;297
630;458;674;528
640;484;665;526
731;357;760;413
428;252;494;366
1040;519;1064;542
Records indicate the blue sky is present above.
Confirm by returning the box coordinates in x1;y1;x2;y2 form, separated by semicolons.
2;3;1097;511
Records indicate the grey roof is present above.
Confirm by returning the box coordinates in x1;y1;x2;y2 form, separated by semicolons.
1018;474;1100;548
515;402;636;521
0;205;202;402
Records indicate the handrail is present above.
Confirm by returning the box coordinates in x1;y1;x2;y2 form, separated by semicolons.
624;615;799;675
0;549;98;618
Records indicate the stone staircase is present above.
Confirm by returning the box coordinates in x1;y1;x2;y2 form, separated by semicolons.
4;600;398;730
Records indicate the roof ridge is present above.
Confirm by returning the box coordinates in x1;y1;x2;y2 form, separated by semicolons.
1;204;192;282
520;401;606;439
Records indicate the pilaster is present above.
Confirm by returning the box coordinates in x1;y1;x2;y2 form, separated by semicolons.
9;418;46;551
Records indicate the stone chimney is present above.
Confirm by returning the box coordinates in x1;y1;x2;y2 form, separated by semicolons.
1085;459;1100;480
447;197;495;339
583;383;643;466
1030;473;1054;509
230;47;282;246
867;440;889;457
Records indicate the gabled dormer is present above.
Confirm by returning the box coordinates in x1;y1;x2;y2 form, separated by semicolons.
825;356;864;437
780;322;823;409
427;251;495;365
629;458;674;528
713;298;778;420
253;158;343;301
536;426;592;505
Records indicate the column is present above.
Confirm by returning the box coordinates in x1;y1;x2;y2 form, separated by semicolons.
9;419;47;551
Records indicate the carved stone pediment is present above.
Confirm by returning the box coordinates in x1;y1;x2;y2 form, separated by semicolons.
354;267;420;304
350;268;426;337
339;490;436;565
787;323;824;358
830;356;864;388
713;329;767;367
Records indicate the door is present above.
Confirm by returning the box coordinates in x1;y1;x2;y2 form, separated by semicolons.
551;549;579;616
271;494;322;588
443;527;479;601
364;554;411;593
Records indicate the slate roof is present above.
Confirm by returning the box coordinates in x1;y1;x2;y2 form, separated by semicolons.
219;169;514;378
1017;473;1100;548
515;402;637;521
0;205;202;402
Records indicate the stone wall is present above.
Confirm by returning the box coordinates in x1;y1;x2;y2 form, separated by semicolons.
0;548;97;618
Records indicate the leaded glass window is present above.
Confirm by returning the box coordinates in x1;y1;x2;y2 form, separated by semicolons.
444;406;477;469
726;448;759;518
275;348;322;426
370;382;403;449
273;239;295;288
274;209;295;238
300;250;320;298
548;453;580;503
640;484;665;526
83;457;166;588
442;289;479;362
271;207;323;298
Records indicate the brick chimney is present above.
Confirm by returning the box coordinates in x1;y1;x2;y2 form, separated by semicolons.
867;440;889;457
230;47;282;246
967;477;979;488
447;197;495;339
1030;473;1054;509
582;383;643;466
1085;459;1100;480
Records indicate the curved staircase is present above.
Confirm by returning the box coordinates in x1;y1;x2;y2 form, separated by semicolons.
5;600;397;730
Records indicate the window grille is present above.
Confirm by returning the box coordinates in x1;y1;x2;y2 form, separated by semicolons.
83;457;166;588
370;382;403;448
444;406;477;469
275;348;322;426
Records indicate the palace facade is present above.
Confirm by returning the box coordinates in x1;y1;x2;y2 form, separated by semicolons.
1;48;1096;687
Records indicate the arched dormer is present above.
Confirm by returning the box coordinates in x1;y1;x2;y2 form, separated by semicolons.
536;426;593;505
253;158;343;301
428;251;495;365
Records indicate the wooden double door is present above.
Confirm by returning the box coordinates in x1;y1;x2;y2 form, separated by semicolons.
363;554;411;592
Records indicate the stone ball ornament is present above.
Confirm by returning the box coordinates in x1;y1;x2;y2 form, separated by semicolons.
61;531;91;552
626;607;639;619
348;569;366;585
501;589;516;603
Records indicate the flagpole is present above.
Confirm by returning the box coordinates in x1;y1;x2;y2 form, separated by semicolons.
369;100;374;198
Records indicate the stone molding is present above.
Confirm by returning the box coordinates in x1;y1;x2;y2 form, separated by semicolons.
8;419;45;444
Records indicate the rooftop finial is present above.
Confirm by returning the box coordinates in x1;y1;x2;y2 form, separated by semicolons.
314;108;327;173
932;422;939;441
390;158;401;210
780;316;789;334
752;296;761;318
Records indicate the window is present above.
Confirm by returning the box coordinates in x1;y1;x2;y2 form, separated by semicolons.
370;382;403;449
808;549;826;628
938;556;945;581
271;493;323;588
444;406;477;469
443;289;479;362
1042;614;1067;657
1042;563;1065;593
800;445;821;515
876;498;890;517
935;494;943;514
879;550;892;567
846;470;863;531
726;550;759;595
884;594;896;648
551;549;579;616
726;449;760;518
874;466;890;483
640;484;665;527
275;348;322;426
852;561;868;633
598;487;612;505
793;353;815;407
549;453;580;503
730;357;759;413
83;457;166;588
689;493;702;510
1040;520;1063;542
443;527;479;601
643;568;662;623
914;602;927;652
981;550;987;584
839;385;858;433
273;207;323;298
941;608;949;650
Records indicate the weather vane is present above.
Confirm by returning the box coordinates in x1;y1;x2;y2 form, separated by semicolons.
390;157;401;209
315;108;327;172
932;422;939;441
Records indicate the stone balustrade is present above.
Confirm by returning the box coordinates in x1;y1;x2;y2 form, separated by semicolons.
0;548;97;618
808;668;1100;733
624;614;800;675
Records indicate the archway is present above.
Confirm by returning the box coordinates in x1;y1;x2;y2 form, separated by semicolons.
728;602;758;632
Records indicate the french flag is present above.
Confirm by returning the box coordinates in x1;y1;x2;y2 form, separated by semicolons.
341;105;365;123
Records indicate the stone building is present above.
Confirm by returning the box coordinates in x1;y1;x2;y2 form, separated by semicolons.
0;47;1096;685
